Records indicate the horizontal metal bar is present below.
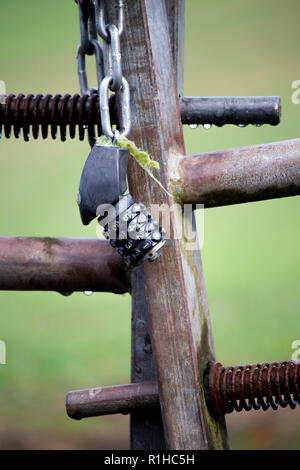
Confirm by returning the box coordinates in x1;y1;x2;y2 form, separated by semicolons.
66;381;159;420
67;358;300;419
0;237;127;294
0;95;281;142
180;96;281;126
177;138;300;207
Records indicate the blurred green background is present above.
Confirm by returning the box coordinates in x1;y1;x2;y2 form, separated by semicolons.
0;0;300;450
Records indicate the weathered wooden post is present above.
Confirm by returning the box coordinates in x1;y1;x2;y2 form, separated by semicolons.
106;0;228;450
3;0;300;452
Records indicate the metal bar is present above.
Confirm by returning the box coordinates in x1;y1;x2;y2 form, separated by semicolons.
176;138;300;207
0;237;127;294
129;267;166;449
0;95;281;142
181;96;281;126
66;359;300;419
118;0;227;450
66;381;159;420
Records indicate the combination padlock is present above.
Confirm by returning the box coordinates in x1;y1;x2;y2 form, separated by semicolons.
77;144;166;266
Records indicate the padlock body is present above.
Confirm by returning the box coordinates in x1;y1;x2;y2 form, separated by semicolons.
78;145;128;225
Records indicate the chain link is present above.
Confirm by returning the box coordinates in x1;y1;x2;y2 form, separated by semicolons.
75;0;130;141
95;0;124;41
105;24;122;91
76;0;97;55
77;40;104;95
100;76;130;139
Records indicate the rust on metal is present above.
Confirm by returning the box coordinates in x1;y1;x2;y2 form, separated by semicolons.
0;93;117;142
0;93;281;142
0;237;127;294
66;381;159;420
204;361;300;417
67;359;300;420
177;138;300;207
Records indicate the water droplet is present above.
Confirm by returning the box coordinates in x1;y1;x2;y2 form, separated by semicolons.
58;290;74;297
84;291;94;296
83;124;88;129
254;124;262;127
203;124;212;130
238;124;246;127
189;124;198;129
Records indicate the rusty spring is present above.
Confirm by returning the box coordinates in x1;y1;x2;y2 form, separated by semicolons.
0;94;281;143
204;361;300;417
0;93;118;142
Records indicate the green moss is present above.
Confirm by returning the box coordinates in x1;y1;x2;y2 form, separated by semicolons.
96;135;172;196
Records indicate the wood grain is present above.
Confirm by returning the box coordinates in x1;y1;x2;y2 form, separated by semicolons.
107;0;228;449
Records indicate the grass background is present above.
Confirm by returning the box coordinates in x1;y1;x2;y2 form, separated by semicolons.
0;0;300;449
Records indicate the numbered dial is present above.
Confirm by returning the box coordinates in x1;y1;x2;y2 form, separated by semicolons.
99;195;166;266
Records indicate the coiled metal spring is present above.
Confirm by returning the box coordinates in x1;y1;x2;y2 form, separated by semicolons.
204;361;300;417
0;94;281;142
0;93;116;142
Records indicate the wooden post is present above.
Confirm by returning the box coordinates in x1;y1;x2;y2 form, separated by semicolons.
130;268;166;450
129;0;184;451
107;0;228;449
129;1;184;450
165;0;185;97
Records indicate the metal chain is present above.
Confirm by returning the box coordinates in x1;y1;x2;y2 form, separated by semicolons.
75;0;98;56
75;0;131;141
77;40;104;96
96;0;124;41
